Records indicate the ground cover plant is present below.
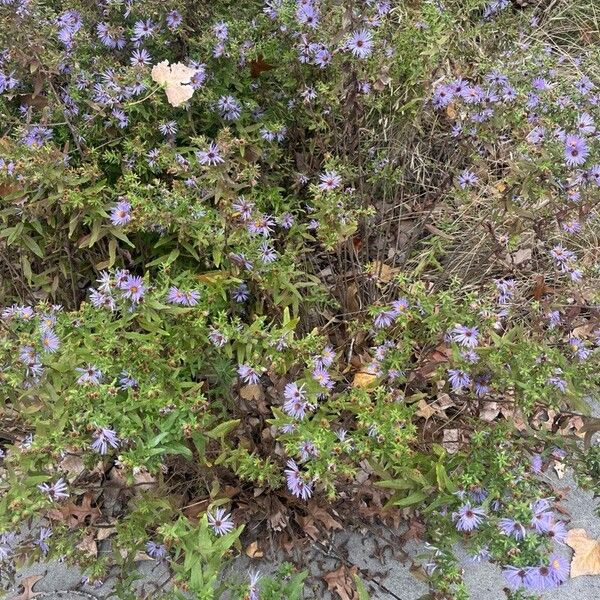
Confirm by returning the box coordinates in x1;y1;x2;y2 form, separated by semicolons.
0;0;599;598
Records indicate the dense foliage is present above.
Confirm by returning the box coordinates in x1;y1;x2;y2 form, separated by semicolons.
0;0;599;598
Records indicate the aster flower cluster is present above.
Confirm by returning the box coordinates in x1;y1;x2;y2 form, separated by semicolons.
89;269;147;311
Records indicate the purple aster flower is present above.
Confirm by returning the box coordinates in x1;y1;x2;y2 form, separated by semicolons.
259;242;278;264
297;3;319;28
208;508;235;536
547;374;567;392
452;325;479;348
531;454;543;473
373;309;396;328
158;121;177;136
564;134;589;167
132;19;156;41
96;22;124;48
283;382;309;419
452;502;485;531
318;170;342;191
530;505;553;533
146;541;167;559
392;298;409;315
528;564;558;590
526;126;545;144
458;170;478;188
316;346;336;369
130;49;151;67
118;371;138;389
312;366;332;389
197;142;224;166
284;459;313;500
76;364;103;385
298;440;318;461
503;566;534;590
22;125;52;148
576;112;595;134
120;275;145;303
499;518;526;540
547;520;568;544
569;337;591;361
547;553;569;584
232;197;255;221
248;569;261;600
232;282;249;302
448;369;471;391
91;427;119;454
36;527;52;555
166;10;183;30
217;95;241;120
247;214;276;237
238;364;260;385
110;200;131;226
208;327;227;347
213;20;228;40
432;84;454;108
347;29;373;58
41;329;60;353
38;478;69;500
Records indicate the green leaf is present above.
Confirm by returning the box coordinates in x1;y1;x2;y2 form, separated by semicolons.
206;419;240;440
394;490;428;507
353;574;370;600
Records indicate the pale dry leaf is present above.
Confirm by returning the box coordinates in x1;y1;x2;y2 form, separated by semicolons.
370;260;398;283
553;460;566;479
566;528;600;577
151;61;197;107
13;574;44;600
511;248;532;266
76;533;98;557
479;401;500;422
165;84;194;107
96;526;116;541
351;364;379;389
245;541;264;558
240;384;264;402
442;429;460;454
150;60;170;85
415;399;436;420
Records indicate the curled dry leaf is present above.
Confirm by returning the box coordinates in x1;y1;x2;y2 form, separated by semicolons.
351;364;379;388
151;61;197;107
12;574;44;600
239;383;264;402
566;528;600;577
323;564;360;600
370;260;398;283
245;540;264;558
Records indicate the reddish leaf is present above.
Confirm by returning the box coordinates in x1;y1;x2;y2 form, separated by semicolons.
250;55;275;78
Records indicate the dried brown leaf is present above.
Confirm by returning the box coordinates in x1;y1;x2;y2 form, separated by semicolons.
245;541;264;558
12;574;44;600
240;384;264;402
566;528;600;577
323;564;359;600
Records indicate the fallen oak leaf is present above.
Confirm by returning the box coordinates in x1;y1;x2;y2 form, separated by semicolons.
323;564;359;600
12;574;44;600
566;528;600;577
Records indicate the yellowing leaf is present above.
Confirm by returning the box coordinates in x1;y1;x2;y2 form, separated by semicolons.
245;541;264;558
352;365;379;388
370;260;398;283
151;61;197;107
239;384;264;402
566;529;600;577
